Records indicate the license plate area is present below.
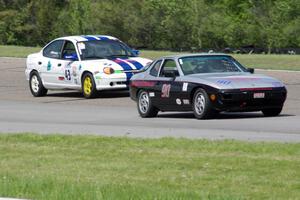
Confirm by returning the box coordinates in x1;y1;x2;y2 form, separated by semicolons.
253;92;265;99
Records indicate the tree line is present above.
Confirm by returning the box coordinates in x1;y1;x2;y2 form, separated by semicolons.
0;0;299;53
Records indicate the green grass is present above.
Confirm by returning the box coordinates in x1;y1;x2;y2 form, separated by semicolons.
0;134;299;200
0;45;41;58
0;45;300;70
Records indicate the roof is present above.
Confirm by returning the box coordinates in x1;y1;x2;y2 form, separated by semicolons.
159;53;231;60
56;35;119;42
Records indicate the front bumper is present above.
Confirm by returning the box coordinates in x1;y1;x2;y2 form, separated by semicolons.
212;87;287;112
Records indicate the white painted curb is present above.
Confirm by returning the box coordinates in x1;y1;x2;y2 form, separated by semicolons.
0;198;29;200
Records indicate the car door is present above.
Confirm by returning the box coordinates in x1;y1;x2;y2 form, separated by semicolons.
60;40;81;88
154;59;183;110
40;40;78;88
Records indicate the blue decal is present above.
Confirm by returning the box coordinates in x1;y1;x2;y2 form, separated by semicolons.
217;80;231;85
126;59;143;70
83;36;98;41
47;61;51;71
79;64;82;71
111;59;133;80
112;59;132;71
98;36;110;41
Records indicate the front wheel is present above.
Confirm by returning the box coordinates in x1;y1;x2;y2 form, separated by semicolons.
192;88;216;119
262;107;282;117
82;73;97;98
137;90;158;118
29;71;47;97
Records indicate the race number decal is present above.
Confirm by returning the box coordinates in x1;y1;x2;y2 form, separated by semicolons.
65;69;71;81
161;84;171;98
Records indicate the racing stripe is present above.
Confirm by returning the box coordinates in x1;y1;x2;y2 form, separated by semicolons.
97;36;110;40
111;59;133;80
126;59;144;70
82;36;99;41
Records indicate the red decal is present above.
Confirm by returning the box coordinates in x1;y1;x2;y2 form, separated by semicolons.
240;87;273;91
161;84;171;98
131;81;156;87
58;76;65;81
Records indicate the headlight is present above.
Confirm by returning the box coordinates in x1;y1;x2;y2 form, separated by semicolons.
103;67;115;75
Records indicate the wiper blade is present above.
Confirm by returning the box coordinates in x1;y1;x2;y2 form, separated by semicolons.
107;54;129;57
84;56;105;59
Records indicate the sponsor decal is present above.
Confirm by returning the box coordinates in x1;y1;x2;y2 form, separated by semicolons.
77;43;85;55
161;84;171;98
95;76;102;80
47;61;52;71
58;76;65;81
217;80;231;85
182;82;188;91
79;64;82;71
72;65;77;76
149;92;155;97
176;98;182;105
183;99;190;104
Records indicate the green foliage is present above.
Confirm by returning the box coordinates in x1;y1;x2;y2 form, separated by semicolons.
0;0;299;52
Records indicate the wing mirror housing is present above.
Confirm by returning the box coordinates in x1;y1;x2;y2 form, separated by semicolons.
132;49;140;56
247;68;255;74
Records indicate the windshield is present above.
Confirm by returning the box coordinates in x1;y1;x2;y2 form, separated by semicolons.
178;56;247;75
77;40;136;60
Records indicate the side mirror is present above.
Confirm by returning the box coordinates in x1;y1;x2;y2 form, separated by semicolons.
132;49;140;56
164;70;179;79
247;68;254;74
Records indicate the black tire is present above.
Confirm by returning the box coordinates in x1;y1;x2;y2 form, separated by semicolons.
262;107;282;117
192;88;216;119
29;71;48;97
137;90;158;118
82;73;97;99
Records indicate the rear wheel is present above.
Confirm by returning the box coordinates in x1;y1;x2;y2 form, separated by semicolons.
137;90;158;118
192;88;216;119
262;107;282;117
82;73;97;98
29;71;47;97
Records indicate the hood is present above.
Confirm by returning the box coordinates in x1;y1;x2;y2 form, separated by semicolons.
81;57;152;72
185;72;285;89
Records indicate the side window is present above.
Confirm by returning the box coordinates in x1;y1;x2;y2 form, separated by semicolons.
159;59;178;77
62;41;78;60
43;40;64;59
149;60;162;77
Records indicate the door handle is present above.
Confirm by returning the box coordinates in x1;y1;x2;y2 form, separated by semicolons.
38;61;42;65
58;63;62;67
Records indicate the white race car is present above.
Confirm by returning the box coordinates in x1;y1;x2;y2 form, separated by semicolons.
26;35;152;98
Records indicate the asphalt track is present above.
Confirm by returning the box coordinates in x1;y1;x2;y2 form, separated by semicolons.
0;57;300;142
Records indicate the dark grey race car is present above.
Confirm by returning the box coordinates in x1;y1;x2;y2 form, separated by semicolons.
129;53;287;119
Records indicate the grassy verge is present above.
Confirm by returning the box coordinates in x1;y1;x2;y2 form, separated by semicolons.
0;45;300;70
0;134;299;200
0;45;41;58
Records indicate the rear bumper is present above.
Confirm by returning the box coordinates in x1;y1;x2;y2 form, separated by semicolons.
212;87;287;111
